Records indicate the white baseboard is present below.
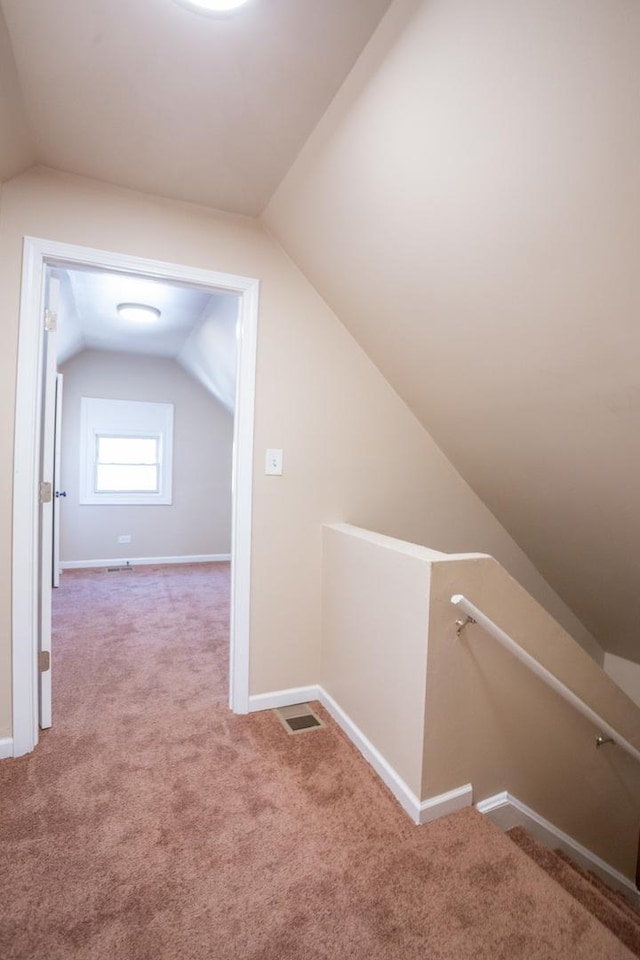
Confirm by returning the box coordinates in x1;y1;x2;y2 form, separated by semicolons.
418;783;474;824
0;738;14;759
250;684;472;826
477;791;640;904
316;686;423;822
285;685;470;827
248;685;321;712
60;554;231;570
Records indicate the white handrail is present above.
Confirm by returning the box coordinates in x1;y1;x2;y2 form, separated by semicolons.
451;593;640;767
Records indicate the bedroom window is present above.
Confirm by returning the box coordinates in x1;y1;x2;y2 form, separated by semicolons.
95;435;160;494
80;398;173;505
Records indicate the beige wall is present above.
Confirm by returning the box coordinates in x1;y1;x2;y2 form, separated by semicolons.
605;653;640;710
59;350;233;563
425;558;640;879
321;523;438;796
0;166;600;739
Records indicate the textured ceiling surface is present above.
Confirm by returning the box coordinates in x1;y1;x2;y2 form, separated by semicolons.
0;0;392;213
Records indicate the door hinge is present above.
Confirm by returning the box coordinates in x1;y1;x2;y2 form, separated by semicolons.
39;481;52;504
38;650;50;672
44;308;57;332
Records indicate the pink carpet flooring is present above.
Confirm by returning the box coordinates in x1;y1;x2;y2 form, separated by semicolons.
0;563;634;959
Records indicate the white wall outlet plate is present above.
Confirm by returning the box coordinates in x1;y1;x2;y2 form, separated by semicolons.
117;534;132;543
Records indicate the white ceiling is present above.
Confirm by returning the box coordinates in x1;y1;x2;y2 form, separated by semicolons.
0;0;392;214
56;267;239;411
58;269;211;361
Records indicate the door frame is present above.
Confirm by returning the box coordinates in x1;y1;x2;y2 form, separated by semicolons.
12;236;259;756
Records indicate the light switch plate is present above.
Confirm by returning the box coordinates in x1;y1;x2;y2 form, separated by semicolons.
265;448;283;476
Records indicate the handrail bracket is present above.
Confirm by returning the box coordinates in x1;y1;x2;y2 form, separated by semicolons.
595;735;615;749
455;615;476;638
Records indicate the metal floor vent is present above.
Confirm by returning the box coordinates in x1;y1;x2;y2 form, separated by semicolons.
274;703;325;735
105;563;134;573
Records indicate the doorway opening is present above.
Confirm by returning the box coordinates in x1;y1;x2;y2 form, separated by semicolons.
12;238;259;757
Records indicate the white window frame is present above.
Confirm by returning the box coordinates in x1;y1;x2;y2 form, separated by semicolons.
79;397;174;505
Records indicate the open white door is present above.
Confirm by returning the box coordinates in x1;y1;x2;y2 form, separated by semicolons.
38;274;59;729
52;373;64;589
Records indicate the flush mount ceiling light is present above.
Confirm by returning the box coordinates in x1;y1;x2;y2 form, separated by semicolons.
117;303;161;324
173;0;252;15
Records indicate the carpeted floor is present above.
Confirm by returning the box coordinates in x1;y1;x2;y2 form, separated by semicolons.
0;563;635;959
508;826;640;957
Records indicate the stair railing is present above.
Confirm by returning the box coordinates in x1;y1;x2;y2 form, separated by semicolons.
451;593;640;767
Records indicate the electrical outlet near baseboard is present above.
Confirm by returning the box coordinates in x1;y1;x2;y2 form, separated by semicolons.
117;535;131;544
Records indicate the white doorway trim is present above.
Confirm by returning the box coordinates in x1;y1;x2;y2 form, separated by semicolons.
12;237;259;757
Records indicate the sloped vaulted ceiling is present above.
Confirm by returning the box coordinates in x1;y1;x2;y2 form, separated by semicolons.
0;4;35;180
56;267;238;413
0;0;392;214
264;0;640;663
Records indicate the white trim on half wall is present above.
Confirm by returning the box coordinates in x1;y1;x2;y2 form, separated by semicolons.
12;237;259;757
248;684;473;827
247;686;322;713
60;555;231;569
476;791;640;904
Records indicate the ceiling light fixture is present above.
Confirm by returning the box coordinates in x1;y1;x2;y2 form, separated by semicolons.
117;303;161;324
173;0;252;15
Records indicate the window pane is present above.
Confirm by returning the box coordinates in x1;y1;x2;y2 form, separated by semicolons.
96;464;159;492
97;436;158;465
